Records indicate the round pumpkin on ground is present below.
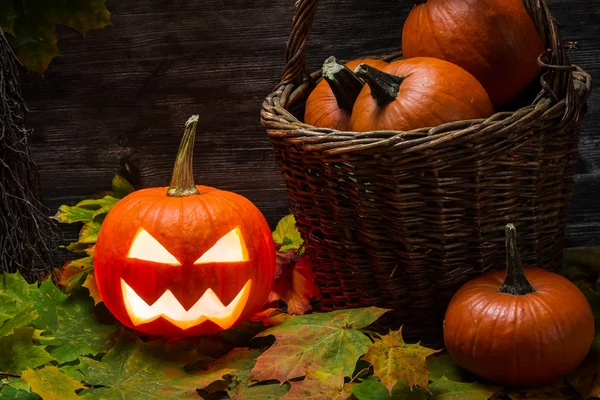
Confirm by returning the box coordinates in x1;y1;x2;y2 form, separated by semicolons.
401;0;545;106
350;57;493;132
304;57;388;131
443;224;594;387
94;116;276;336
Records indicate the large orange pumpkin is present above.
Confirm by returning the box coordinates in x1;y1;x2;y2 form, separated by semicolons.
304;57;388;131
94;116;276;336
443;224;595;387
350;58;493;132
401;0;545;106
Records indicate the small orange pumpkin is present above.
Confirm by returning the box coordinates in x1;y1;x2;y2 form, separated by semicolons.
401;0;545;106
350;58;493;132
443;224;595;387
304;57;388;131
94;116;276;336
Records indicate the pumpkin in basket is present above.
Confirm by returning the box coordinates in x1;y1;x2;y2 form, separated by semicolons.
443;223;594;387
304;57;388;131
94;116;276;336
350;58;493;132
401;0;545;107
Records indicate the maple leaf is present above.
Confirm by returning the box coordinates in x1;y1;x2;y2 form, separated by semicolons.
0;273;40;337
52;205;95;224
249;307;389;383
32;281;118;364
194;347;263;391
273;214;304;253
111;175;135;199
363;327;440;394
81;273;102;305
3;0;111;75
352;379;429;400
21;366;84;400
427;353;476;383
284;371;354;400
229;383;291;399
56;255;94;294
429;377;500;400
0;328;54;374
270;256;320;315
0;385;41;399
76;335;202;399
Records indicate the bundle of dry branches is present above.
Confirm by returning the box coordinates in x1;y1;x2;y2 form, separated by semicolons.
0;29;58;281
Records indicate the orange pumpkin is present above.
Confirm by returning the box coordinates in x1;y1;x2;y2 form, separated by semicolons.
443;224;595;387
304;57;388;131
401;0;545;106
94;116;276;336
350;58;493;132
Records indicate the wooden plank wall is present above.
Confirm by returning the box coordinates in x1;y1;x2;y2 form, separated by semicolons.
18;0;600;254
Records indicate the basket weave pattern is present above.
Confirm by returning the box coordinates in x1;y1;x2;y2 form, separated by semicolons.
262;0;592;344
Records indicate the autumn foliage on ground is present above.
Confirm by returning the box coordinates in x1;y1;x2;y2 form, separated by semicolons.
0;176;599;399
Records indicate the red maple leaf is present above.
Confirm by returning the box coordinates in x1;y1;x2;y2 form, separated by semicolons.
269;256;320;315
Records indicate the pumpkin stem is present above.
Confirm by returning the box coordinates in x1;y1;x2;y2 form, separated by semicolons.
167;115;200;197
354;63;403;107
499;223;535;295
322;56;365;111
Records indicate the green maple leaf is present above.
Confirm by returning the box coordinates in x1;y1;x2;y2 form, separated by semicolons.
363;328;440;394
0;273;40;337
229;383;290;399
33;281;117;364
0;385;41;400
249;307;389;383
427;353;476;383
429;377;500;400
273;214;304;253
3;0;111;75
21;366;84;400
53;205;95;224
111;175;135;198
0;328;54;374
195;347;263;391
76;335;203;399
352;379;429;400
78;220;102;244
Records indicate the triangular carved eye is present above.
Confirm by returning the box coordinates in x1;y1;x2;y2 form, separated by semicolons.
128;229;181;265
195;227;248;264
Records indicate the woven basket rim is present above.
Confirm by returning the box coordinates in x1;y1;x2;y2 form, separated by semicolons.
261;0;592;156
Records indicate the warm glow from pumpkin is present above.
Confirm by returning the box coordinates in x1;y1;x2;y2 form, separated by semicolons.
127;229;181;265
195;227;248;264
121;279;252;330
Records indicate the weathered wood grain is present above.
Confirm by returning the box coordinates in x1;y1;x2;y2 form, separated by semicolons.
17;0;600;262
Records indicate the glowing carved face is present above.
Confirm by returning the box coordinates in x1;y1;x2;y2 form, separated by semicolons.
93;186;277;337
120;227;251;331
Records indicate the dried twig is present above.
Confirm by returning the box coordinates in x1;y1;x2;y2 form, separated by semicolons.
0;29;59;282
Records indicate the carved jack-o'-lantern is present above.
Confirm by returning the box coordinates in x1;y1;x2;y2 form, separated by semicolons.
94;116;276;336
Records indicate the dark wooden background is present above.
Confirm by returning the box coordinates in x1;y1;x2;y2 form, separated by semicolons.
18;0;600;257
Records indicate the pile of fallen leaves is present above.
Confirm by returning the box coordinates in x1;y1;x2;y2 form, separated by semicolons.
0;176;599;399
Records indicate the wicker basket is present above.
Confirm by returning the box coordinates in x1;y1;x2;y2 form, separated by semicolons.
261;0;592;345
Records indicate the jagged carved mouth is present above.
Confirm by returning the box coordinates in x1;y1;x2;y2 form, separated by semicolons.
120;279;252;330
